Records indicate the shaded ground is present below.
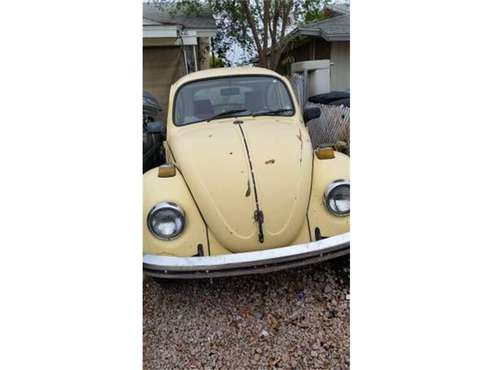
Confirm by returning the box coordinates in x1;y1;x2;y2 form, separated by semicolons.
144;256;349;369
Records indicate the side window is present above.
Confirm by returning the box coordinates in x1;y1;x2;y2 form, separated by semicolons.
266;80;292;111
277;83;292;109
175;93;185;123
265;81;281;110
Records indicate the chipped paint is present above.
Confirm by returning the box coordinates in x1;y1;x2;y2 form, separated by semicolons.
265;159;275;165
298;128;303;166
237;124;264;243
245;180;251;197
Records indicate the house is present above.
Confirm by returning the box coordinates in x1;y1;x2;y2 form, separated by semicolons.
143;3;217;112
278;4;349;91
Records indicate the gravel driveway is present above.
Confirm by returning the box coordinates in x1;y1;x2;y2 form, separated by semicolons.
143;256;349;369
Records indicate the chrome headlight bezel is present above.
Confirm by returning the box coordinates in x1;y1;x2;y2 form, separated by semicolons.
147;202;186;240
324;181;350;216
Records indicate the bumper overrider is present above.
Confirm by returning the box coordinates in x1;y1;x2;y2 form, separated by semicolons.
143;232;349;279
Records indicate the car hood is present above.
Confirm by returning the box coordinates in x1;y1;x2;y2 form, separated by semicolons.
169;117;313;252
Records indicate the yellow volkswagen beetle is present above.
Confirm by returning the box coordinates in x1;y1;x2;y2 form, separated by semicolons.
143;67;349;278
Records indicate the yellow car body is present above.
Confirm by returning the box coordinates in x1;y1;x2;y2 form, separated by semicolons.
144;67;349;278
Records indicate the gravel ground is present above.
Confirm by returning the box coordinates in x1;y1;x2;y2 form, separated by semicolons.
143;256;349;369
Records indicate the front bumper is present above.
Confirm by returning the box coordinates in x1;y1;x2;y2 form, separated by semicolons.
143;232;349;279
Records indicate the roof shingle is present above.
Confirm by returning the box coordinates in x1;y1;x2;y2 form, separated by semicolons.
297;5;350;41
143;3;216;29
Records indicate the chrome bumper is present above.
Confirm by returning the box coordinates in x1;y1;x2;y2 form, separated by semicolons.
143;232;349;279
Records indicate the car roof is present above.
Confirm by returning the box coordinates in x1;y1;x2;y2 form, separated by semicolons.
173;67;283;87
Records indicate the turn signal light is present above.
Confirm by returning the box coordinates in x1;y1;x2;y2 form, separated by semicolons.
315;145;335;159
158;164;176;178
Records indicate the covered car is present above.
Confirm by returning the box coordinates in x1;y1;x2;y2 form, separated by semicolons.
143;91;165;173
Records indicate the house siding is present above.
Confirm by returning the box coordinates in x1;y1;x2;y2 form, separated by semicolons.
290;39;332;62
280;38;349;92
329;41;349;91
314;38;331;59
143;47;187;112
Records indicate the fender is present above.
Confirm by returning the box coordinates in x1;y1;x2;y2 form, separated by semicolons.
143;167;208;256
307;151;350;240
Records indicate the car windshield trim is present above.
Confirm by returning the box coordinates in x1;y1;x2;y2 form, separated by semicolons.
172;74;296;127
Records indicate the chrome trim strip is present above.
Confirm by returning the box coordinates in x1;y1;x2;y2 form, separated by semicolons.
143;232;349;278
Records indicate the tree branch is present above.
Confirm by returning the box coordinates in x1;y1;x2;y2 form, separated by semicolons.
241;0;262;55
262;0;271;53
270;0;280;45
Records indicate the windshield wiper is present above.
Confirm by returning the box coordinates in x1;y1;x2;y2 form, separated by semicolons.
206;109;248;122
252;108;293;117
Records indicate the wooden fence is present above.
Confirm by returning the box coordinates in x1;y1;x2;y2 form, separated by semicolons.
289;74;350;154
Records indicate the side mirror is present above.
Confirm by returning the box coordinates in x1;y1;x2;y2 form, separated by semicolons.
146;121;165;135
303;107;321;123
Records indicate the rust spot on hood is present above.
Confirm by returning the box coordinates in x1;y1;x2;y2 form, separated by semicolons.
296;130;302;142
245;180;251;197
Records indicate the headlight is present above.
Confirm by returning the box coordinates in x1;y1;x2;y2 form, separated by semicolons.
324;181;350;216
147;202;185;240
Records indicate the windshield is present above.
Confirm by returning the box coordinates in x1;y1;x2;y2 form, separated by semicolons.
173;75;295;126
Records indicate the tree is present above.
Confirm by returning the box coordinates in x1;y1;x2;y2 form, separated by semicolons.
213;0;297;70
209;54;225;68
152;0;338;70
208;0;338;70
